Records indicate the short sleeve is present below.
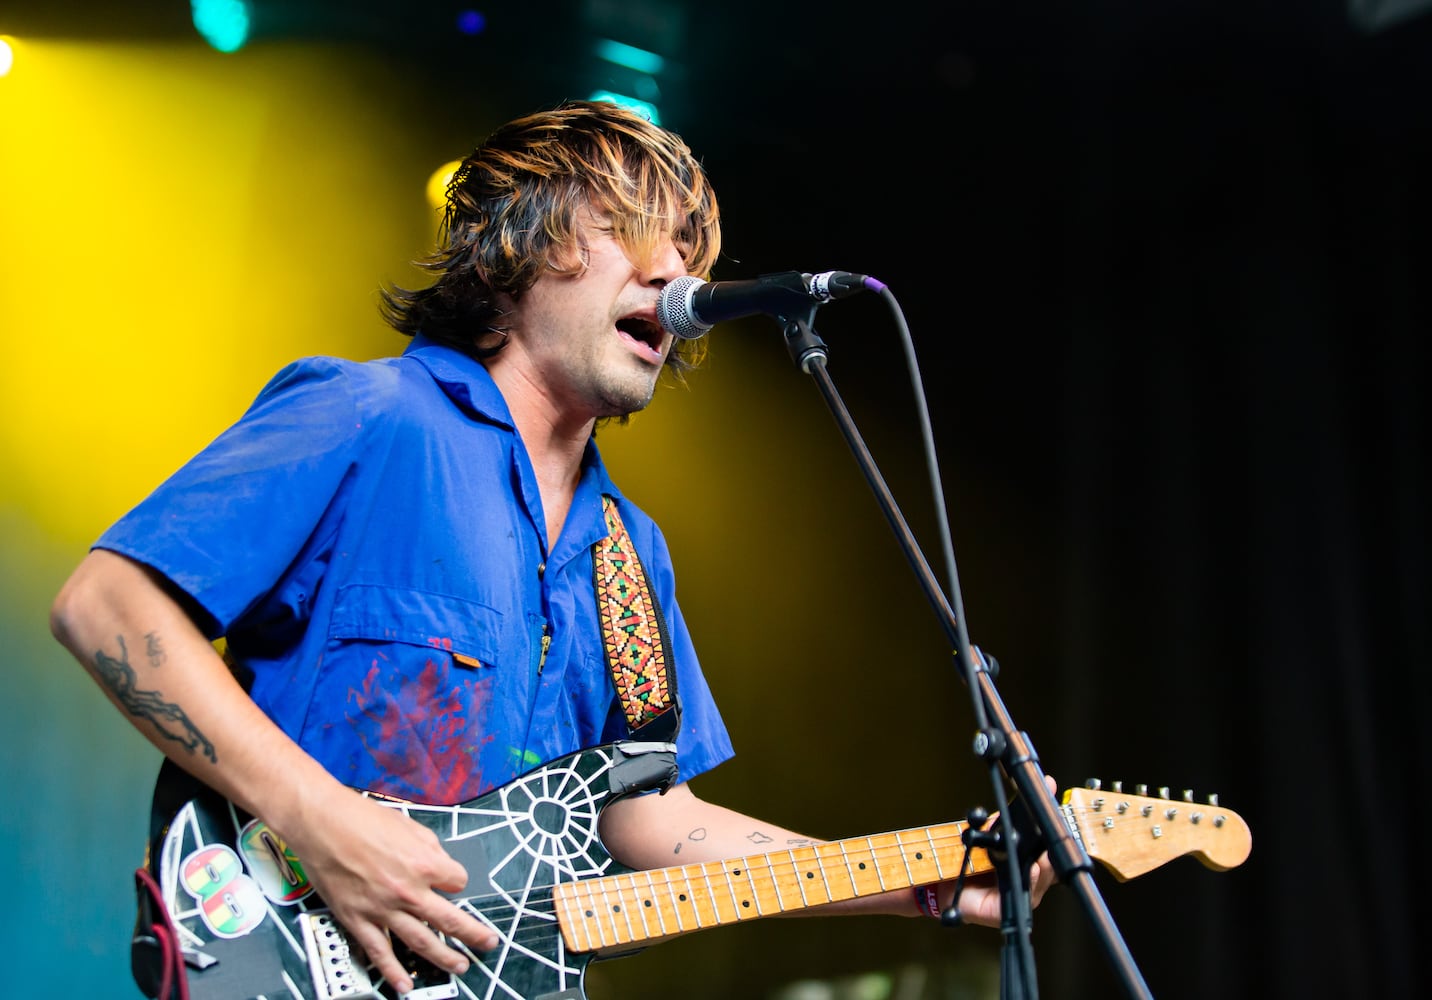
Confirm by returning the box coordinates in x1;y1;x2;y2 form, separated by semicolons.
95;357;379;635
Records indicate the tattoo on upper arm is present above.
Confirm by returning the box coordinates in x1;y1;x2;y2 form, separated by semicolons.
91;635;217;763
144;631;165;667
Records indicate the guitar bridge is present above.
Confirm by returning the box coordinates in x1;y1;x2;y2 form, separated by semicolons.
299;910;379;999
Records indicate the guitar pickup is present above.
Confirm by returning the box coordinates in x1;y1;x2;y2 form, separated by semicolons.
299;910;378;1000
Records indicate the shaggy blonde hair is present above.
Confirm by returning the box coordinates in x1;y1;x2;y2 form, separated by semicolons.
382;99;722;372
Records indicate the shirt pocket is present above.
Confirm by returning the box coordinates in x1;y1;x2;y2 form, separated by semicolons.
327;582;511;668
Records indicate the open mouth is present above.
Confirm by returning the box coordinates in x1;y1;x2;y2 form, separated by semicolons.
616;317;666;360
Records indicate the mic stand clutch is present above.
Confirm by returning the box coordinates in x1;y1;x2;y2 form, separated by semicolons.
775;307;1154;1000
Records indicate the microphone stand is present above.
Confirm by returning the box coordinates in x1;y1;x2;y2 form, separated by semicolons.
776;308;1154;1000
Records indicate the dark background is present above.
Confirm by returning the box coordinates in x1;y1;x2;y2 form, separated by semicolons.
5;1;1428;997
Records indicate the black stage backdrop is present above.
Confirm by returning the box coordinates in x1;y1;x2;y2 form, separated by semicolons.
667;3;1429;997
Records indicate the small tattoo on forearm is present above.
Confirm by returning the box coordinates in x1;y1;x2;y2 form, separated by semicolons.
687;827;708;842
746;831;774;845
92;635;216;763
144;631;165;667
786;837;816;847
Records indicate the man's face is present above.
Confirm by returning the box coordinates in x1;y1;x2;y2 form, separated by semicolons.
502;208;687;424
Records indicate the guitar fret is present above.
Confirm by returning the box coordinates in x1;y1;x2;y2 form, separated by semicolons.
561;880;600;952
721;863;739;920
679;864;701;929
893;831;917;887
866;837;888;893
616;873;638;943
727;858;759;919
766;852;789;912
702;864;729;925
805;842;840;903
927;827;949;881
626;872;652;941
644;870;669;937
673;863;701;928
746;858;768;917
592;876;620;947
894;829;942;888
788;848;810;909
836;841;860;897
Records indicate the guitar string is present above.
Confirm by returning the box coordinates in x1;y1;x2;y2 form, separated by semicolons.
271;803;1191;959
447;825;989;952
439;802;1208;952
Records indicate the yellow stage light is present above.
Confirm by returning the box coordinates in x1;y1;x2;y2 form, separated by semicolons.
426;158;463;210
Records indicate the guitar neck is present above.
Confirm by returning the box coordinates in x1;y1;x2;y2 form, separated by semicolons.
553;819;994;952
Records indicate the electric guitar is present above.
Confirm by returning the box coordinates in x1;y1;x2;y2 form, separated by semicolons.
132;741;1251;1000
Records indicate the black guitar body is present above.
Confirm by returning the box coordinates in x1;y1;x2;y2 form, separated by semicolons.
132;742;679;1000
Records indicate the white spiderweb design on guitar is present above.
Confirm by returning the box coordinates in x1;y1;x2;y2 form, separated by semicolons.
151;744;676;1000
377;749;617;1000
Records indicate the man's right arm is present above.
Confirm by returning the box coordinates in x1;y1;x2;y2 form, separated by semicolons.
49;548;498;993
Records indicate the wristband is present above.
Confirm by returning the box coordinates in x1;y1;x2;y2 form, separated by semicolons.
915;885;942;919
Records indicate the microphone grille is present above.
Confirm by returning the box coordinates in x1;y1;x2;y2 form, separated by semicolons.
656;274;711;340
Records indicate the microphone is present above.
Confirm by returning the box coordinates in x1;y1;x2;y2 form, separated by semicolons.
656;270;882;340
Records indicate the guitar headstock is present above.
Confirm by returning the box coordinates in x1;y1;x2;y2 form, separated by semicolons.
1063;780;1252;881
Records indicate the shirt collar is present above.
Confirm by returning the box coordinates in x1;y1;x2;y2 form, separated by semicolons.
401;332;627;512
402;333;515;428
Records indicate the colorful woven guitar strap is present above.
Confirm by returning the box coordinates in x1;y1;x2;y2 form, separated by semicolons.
593;495;680;741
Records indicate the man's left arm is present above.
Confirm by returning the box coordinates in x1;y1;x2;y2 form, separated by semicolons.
598;781;1057;926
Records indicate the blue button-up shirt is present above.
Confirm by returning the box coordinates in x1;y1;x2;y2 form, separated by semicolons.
97;336;734;804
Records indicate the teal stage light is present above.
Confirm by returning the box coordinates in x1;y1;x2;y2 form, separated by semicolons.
588;90;661;125
192;0;251;53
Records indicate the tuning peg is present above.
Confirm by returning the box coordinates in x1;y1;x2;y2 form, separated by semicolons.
1208;793;1220;806
1158;786;1170;799
1112;780;1123;793
1136;783;1148;796
1182;789;1194;802
1086;778;1101;790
